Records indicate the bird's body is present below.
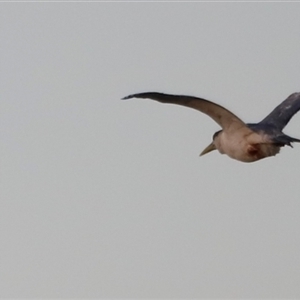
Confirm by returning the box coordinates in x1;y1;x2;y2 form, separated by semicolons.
212;129;280;162
122;92;300;163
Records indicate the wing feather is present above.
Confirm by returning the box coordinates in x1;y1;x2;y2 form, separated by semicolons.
122;92;246;132
259;92;300;130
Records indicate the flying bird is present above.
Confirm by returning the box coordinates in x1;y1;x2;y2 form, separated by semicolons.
122;92;300;162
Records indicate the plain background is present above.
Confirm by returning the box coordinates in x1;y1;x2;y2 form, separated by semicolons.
1;2;300;298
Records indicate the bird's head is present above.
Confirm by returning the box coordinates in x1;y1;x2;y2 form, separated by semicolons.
199;130;221;156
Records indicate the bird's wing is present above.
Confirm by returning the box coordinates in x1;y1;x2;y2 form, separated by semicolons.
122;92;246;131
259;92;300;131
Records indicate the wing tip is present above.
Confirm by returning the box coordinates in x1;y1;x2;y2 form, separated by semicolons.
121;92;152;100
121;94;135;100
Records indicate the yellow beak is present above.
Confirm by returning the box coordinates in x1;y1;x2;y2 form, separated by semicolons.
200;142;216;156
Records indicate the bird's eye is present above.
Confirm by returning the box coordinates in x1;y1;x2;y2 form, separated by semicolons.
213;130;221;140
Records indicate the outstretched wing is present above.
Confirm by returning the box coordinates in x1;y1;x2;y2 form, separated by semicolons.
259;92;300;131
122;92;246;131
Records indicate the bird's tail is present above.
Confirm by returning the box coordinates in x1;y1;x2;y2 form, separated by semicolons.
272;134;300;147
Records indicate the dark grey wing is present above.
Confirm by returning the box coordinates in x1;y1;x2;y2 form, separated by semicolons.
122;92;246;132
259;92;300;130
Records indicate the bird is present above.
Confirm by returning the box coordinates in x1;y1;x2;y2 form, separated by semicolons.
122;92;300;163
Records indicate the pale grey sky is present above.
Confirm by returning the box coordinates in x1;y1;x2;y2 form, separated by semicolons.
1;2;300;298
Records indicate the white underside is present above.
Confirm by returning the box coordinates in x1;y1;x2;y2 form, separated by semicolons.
215;130;281;162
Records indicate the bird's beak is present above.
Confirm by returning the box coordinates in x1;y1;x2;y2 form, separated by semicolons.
200;142;216;156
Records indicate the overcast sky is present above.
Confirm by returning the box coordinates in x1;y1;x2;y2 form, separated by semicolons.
1;2;300;298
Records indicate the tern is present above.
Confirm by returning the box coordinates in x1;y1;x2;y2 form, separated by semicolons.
122;92;300;162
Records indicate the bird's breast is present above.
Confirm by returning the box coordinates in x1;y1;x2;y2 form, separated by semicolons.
215;131;280;162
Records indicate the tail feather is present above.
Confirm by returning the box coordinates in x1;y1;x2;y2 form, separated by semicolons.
272;134;300;147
